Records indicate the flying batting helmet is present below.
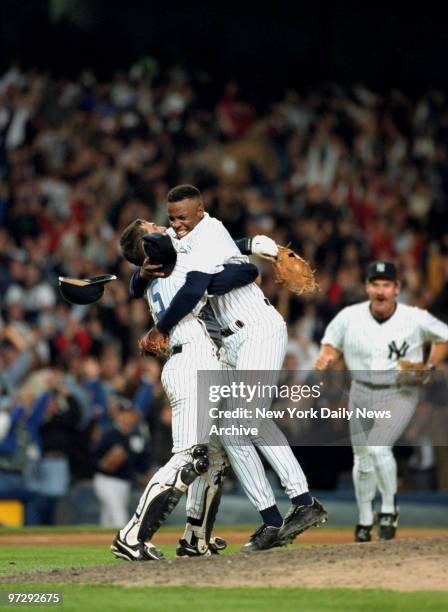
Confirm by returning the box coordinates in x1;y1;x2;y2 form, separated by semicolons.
58;274;117;305
142;232;177;276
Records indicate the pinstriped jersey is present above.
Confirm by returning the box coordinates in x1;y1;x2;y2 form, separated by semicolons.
168;213;247;272
209;283;283;329
322;301;448;371
168;213;284;329
145;252;210;349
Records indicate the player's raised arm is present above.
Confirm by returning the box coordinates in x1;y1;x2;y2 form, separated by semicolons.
235;235;278;260
129;259;165;298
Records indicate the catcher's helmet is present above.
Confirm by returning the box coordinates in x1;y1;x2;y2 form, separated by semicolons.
58;274;117;305
142;232;177;276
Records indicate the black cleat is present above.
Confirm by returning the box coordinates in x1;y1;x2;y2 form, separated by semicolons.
111;533;165;561
378;510;399;540
241;524;282;553
175;534;227;557
176;538;209;557
209;536;227;554
355;524;373;542
278;498;328;545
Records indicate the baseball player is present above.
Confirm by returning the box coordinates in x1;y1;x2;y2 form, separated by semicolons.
124;221;303;556
316;261;448;541
144;184;327;552
111;223;261;560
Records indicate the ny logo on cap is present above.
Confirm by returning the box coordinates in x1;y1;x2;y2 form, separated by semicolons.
376;262;386;272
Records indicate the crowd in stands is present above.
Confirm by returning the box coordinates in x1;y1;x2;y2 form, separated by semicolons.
1;62;448;523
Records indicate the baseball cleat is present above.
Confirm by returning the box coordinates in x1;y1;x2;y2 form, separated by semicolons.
354;524;373;542
277;498;328;544
111;533;165;561
241;524;283;553
175;534;227;557
209;536;227;553
176;538;211;557
378;510;399;540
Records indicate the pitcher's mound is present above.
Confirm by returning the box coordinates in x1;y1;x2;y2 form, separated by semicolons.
5;537;447;592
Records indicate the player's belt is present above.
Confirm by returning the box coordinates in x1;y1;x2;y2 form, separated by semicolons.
356;381;396;390
220;299;271;337
221;320;245;337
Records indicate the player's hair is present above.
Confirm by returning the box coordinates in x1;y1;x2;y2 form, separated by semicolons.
167;184;202;204
119;218;148;266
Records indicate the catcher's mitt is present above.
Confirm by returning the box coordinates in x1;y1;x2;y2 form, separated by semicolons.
397;360;435;386
138;327;169;359
272;246;319;295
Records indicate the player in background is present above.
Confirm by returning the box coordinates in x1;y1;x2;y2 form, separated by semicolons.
316;261;448;541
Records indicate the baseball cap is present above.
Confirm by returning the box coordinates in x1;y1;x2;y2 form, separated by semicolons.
366;261;397;282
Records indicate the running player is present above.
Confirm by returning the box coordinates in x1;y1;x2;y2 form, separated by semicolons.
316;261;448;541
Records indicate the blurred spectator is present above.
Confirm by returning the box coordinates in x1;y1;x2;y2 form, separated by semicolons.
92;397;151;527
1;62;448;513
24;370;83;525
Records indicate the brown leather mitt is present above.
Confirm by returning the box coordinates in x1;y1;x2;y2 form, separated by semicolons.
138;327;169;359
397;360;435;386
272;246;319;295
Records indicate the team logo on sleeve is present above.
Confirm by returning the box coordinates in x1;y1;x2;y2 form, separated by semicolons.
388;340;409;360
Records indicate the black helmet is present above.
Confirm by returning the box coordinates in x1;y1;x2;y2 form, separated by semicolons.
142;232;177;276
58;274;117;305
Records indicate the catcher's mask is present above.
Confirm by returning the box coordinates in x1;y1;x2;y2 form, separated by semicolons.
58;274;117;305
142;232;177;276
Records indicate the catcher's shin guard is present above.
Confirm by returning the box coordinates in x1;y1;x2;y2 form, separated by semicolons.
124;446;209;544
181;447;229;555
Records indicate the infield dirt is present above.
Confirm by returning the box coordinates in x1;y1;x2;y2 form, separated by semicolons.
2;534;447;592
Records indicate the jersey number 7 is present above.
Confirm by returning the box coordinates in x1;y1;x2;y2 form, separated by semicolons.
149;279;166;322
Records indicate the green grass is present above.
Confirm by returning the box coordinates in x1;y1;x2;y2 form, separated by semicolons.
0;546;117;575
0;585;447;612
1;531;447;611
1;544;256;575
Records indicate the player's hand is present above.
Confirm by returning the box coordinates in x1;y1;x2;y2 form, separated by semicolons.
315;354;333;370
251;235;278;261
140;257;165;280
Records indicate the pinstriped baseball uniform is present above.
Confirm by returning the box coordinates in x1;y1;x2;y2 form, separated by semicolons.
169;214;309;513
119;252;225;550
322;300;448;524
145;252;220;452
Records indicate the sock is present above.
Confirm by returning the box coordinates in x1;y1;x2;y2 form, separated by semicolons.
291;492;313;506
260;505;283;528
187;516;202;527
358;501;374;526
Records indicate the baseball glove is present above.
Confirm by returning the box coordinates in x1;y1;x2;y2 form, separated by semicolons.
272;246;319;295
138;327;169;359
397;360;435;386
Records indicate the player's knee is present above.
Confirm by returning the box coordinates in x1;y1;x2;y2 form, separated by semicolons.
354;455;373;473
368;445;393;459
208;446;230;469
192;444;209;474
